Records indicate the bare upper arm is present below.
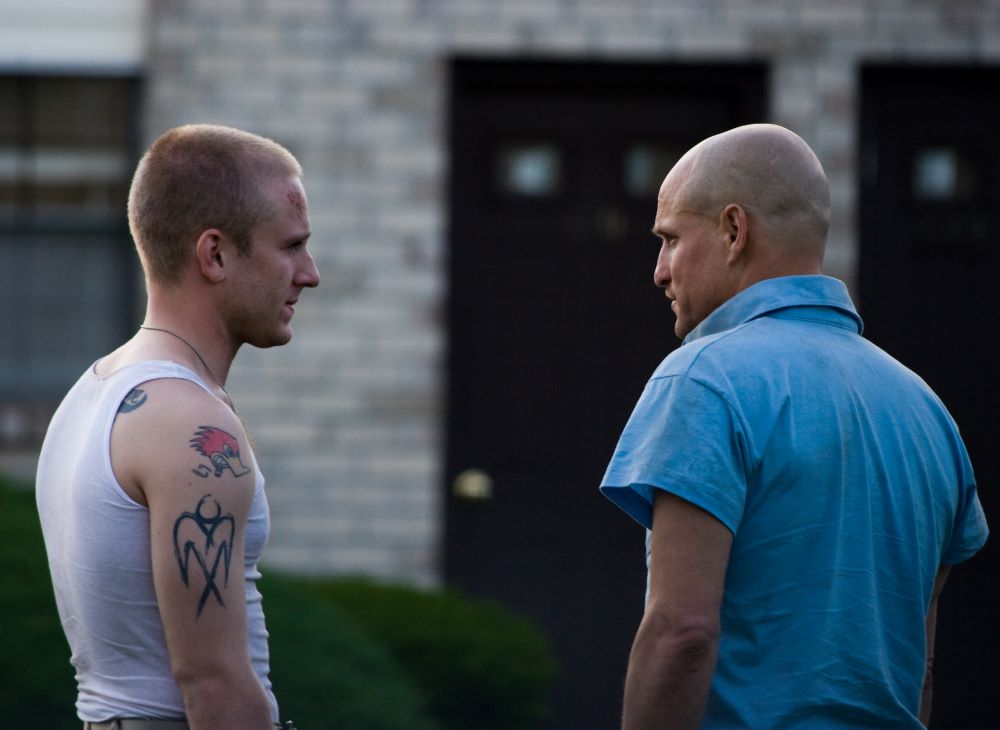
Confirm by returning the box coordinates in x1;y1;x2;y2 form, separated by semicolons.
931;565;950;603
926;564;950;653
110;379;257;680
925;564;950;647
646;490;734;628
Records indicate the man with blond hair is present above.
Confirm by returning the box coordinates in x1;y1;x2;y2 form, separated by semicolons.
601;124;987;728
37;124;319;730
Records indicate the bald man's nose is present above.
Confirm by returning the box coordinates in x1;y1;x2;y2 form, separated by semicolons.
654;246;671;288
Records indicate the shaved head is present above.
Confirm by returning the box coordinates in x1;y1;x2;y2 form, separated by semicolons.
666;124;830;257
652;125;830;338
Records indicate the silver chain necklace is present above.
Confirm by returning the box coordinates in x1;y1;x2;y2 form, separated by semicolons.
139;325;235;411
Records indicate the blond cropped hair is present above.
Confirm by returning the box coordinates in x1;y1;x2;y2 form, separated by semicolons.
128;124;302;284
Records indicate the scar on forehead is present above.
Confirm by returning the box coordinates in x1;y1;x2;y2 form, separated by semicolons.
287;189;306;217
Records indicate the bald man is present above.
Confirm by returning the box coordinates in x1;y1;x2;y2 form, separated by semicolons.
600;125;987;729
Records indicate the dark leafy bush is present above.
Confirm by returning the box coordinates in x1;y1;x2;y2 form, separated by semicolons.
298;577;558;730
261;573;438;730
0;475;77;728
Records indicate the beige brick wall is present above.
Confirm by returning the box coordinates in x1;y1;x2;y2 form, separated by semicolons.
145;0;1000;585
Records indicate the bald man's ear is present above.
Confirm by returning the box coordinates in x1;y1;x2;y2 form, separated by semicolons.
720;204;748;264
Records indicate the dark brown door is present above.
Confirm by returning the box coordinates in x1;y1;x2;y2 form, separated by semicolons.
860;65;999;728
446;60;766;729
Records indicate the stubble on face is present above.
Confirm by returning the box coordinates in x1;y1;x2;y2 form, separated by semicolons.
227;177;312;349
654;161;733;341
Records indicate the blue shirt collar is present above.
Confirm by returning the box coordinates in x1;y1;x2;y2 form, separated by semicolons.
683;275;864;345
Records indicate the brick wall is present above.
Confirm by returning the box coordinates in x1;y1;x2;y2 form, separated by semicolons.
146;0;1000;585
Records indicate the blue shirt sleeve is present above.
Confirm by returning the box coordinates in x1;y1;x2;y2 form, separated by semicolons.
600;373;749;534
942;471;989;565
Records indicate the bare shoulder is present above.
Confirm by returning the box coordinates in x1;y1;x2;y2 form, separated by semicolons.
111;378;252;506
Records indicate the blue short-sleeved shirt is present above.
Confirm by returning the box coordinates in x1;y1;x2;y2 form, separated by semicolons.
601;275;988;728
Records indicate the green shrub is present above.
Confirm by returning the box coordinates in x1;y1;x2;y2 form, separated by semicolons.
298;577;558;730
261;573;438;730
0;475;77;728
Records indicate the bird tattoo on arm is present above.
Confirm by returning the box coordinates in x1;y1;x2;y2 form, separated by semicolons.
173;494;236;617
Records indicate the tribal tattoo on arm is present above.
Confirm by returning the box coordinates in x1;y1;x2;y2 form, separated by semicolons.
173;494;235;617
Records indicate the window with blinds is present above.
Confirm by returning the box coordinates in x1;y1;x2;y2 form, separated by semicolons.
0;75;140;425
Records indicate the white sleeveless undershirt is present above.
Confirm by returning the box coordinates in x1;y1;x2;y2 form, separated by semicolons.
36;360;278;722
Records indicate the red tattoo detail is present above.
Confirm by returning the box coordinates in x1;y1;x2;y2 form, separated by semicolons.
189;426;252;478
